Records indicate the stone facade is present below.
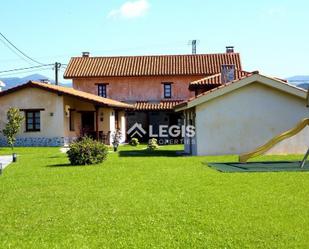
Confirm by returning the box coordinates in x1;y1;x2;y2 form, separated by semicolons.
0;137;77;147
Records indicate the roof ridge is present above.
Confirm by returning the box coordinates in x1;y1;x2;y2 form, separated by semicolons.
70;53;240;59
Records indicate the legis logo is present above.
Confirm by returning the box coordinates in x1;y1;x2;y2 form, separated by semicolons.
127;123;147;138
127;123;195;140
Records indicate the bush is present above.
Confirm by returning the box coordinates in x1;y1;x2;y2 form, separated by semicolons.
67;137;108;165
147;138;159;151
111;129;122;151
129;138;140;146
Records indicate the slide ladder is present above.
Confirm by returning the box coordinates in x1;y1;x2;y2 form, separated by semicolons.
300;148;309;168
239;118;309;164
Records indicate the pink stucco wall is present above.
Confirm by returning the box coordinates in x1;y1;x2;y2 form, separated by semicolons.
72;75;206;102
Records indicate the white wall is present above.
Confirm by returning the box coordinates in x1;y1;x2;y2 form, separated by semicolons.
266;126;309;155
195;82;309;155
0;88;65;138
119;111;126;143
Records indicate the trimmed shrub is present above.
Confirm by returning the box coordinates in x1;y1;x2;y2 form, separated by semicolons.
67;137;108;165
129;138;140;146
147;138;159;151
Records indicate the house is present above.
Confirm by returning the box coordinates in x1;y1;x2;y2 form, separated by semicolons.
0;81;133;147
64;48;242;140
175;73;309;156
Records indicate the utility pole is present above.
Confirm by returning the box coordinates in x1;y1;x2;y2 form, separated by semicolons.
54;62;61;85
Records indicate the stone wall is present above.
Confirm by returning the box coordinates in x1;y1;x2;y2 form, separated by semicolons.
0;137;77;147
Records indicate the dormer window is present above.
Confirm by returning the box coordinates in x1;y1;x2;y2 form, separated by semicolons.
163;83;172;98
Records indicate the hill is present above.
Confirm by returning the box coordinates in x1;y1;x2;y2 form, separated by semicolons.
0;74;72;90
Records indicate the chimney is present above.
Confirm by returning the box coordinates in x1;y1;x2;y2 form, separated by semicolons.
192;40;197;54
221;64;235;83
226;46;234;53
82;52;90;57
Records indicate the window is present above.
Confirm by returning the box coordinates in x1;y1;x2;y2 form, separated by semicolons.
163;83;172;98
26;111;41;132
98;84;107;98
69;110;75;131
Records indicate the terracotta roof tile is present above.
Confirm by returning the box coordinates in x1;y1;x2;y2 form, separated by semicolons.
64;53;242;78
0;81;133;109
176;73;296;109
134;100;183;111
189;70;252;89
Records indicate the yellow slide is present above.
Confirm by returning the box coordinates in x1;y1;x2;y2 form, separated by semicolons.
239;118;309;163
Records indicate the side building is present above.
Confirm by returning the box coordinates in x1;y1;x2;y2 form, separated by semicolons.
175;73;309;155
0;81;133;146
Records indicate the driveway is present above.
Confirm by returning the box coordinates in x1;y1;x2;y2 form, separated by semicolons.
0;156;13;170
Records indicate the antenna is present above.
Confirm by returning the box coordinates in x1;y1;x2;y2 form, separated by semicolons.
188;40;200;54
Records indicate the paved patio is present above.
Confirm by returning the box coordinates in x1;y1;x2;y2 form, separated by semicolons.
0;155;13;171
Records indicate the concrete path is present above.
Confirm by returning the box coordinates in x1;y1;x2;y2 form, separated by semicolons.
60;147;70;153
0;155;13;170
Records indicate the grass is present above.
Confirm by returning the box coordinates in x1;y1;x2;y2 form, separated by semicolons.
0;145;309;248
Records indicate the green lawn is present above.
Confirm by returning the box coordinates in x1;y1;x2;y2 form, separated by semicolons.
0;145;309;249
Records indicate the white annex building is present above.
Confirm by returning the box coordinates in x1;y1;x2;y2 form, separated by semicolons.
176;73;309;156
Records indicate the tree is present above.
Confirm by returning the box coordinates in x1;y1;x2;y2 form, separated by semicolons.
2;108;24;151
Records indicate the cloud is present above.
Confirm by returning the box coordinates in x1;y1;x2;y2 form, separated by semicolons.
108;0;150;19
265;7;287;17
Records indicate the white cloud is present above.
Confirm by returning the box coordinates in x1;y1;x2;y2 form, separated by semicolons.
265;7;287;17
108;0;150;19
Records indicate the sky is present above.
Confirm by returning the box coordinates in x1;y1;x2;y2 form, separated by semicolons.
0;0;308;83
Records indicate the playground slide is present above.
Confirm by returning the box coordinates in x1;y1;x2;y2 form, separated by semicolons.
239;118;309;163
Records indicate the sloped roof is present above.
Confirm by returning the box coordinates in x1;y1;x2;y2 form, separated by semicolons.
0;81;133;109
134;100;183;111
64;53;242;78
175;73;307;111
189;70;252;89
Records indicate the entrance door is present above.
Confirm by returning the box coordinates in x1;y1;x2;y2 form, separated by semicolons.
81;112;95;137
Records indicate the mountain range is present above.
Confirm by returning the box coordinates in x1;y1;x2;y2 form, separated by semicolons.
0;74;72;90
286;75;309;89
